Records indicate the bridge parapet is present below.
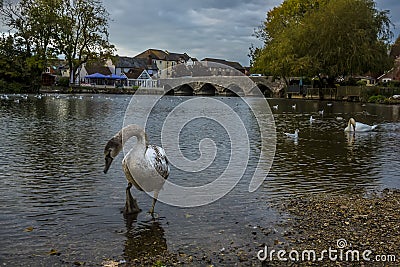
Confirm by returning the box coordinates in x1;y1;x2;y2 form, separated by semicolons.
159;76;285;96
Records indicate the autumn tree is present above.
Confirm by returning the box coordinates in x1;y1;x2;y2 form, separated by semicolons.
252;0;393;86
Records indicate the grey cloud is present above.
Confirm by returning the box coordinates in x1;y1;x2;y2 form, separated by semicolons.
104;0;272;65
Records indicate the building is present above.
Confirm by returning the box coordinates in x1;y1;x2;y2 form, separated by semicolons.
78;63;113;86
106;56;151;76
378;58;400;83
134;49;191;77
201;58;245;76
124;68;159;88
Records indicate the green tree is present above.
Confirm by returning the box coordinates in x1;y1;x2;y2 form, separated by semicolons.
0;0;114;89
55;0;115;84
390;35;400;59
252;0;393;88
0;0;62;90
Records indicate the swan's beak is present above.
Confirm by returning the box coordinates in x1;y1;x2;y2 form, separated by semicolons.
104;154;113;174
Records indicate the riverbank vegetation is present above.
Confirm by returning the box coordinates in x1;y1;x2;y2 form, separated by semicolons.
251;0;397;93
0;0;114;93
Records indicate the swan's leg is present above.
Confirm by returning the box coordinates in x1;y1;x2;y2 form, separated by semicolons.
150;191;159;216
124;183;141;215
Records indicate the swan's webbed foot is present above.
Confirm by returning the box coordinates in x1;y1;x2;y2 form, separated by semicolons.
124;183;141;216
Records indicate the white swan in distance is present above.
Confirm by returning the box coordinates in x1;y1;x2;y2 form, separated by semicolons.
273;104;278;110
292;104;296;109
104;124;169;216
344;118;377;132
310;116;316;123
318;109;324;116
284;129;299;139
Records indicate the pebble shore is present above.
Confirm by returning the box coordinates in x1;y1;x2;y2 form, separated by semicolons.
98;189;399;266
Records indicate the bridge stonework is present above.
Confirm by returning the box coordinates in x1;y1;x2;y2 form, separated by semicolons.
159;76;285;97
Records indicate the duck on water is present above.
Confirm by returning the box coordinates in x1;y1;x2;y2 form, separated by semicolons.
103;124;170;216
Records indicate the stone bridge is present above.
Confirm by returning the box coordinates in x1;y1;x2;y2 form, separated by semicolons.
159;76;285;97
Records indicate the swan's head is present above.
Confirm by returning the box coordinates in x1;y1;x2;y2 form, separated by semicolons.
103;134;122;174
349;118;356;130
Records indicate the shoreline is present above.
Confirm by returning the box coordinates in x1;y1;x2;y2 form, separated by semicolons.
1;87;399;105
91;189;400;266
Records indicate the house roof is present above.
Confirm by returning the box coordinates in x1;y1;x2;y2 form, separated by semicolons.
378;58;400;81
134;49;190;62
113;56;148;69
201;58;244;70
124;68;146;79
85;65;112;76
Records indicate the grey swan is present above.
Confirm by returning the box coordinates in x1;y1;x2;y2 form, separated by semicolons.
103;124;169;216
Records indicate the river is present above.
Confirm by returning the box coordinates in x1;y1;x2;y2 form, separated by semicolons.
0;94;399;265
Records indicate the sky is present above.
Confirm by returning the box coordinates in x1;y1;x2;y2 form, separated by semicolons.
105;0;400;67
1;0;399;66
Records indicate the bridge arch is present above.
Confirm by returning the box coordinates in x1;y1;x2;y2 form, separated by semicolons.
164;84;174;95
220;84;244;96
197;83;217;96
251;83;273;97
175;84;194;96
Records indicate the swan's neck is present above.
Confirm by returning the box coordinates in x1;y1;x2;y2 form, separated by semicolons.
121;125;148;152
347;120;352;130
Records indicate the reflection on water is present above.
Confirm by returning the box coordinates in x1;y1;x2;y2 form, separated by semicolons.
124;216;167;260
0;94;399;265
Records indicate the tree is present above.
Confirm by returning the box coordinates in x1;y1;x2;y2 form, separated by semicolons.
0;0;114;89
55;0;115;84
0;0;62;90
390;35;400;59
252;0;393;87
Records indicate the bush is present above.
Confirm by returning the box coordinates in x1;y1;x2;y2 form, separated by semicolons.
368;95;386;103
57;77;70;87
356;80;367;86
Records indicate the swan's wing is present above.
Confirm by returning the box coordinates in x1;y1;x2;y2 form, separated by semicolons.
356;122;377;132
145;145;170;179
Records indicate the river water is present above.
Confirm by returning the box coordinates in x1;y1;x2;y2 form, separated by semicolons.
0;94;399;265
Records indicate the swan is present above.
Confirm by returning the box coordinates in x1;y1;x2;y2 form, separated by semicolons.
318;110;324;116
273;104;278;110
104;124;169;215
310;116;315;123
327;103;333;107
284;129;299;139
291;104;296;109
344;118;377;132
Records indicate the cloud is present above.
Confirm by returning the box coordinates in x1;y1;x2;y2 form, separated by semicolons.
104;0;281;66
105;0;400;66
375;0;400;38
1;0;399;65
